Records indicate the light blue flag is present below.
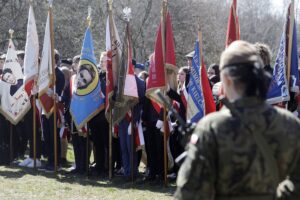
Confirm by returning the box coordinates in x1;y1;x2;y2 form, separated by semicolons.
186;41;205;123
266;31;290;104
70;27;105;129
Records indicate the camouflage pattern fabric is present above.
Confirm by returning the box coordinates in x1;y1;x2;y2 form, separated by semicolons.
175;97;300;200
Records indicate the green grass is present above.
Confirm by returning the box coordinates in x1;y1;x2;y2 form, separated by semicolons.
0;144;176;200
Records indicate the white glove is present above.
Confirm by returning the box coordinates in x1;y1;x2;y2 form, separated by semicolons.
47;88;54;97
31;85;38;96
156;120;163;130
171;122;177;129
128;123;132;135
276;179;295;199
166;84;170;92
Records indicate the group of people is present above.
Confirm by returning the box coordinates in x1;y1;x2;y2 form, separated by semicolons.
1;39;300;200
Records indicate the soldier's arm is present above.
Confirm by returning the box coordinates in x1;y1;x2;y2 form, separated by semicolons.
288;149;300;198
174;125;217;200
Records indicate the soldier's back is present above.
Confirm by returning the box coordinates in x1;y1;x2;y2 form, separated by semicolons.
175;98;300;200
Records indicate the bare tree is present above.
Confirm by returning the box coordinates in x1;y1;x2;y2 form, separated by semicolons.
0;0;294;67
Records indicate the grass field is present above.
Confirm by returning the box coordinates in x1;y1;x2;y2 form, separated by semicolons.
0;165;176;200
0;145;176;200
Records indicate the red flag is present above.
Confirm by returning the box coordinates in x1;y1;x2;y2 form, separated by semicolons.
201;60;216;115
105;51;113;119
146;27;166;103
225;0;240;48
146;11;177;104
165;12;177;91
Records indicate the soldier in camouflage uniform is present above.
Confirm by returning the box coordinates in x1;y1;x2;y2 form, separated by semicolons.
175;40;300;200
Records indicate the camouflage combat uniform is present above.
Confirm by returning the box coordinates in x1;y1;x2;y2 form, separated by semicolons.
175;97;300;200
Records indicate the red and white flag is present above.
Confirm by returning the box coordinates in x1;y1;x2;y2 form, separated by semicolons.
38;12;53;117
105;14;122;121
23;5;39;95
124;22;138;99
106;14;122;95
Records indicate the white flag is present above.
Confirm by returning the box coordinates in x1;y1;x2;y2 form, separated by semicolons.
38;12;53;116
23;5;39;95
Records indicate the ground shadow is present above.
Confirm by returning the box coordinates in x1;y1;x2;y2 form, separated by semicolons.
0;165;176;196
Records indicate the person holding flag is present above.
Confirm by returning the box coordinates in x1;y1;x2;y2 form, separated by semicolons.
0;30;32;163
37;2;65;171
70;7;105;175
61;54;88;175
88;51;109;177
114;7;146;181
18;2;42;168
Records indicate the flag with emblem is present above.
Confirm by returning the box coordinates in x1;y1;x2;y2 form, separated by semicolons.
70;25;105;129
0;38;31;124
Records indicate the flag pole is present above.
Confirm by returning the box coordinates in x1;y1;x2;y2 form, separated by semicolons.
8;30;14;166
287;0;294;90
48;0;58;172
86;126;90;176
33;96;37;168
198;30;206;114
162;0;168;187
10;124;13;165
109;107;113;180
108;0;113;181
85;6;92;177
32;0;38;166
130;110;135;184
33;60;41;169
124;10;135;184
27;0;38;169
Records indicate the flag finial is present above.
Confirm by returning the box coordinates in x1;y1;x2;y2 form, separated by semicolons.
87;6;92;26
163;0;168;6
48;0;53;7
108;0;113;11
123;7;132;22
9;29;14;39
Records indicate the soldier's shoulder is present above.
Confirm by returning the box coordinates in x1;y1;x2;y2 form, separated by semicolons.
198;108;232;127
194;108;233;136
273;106;300;124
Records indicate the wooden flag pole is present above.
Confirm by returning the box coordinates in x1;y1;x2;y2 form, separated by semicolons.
28;0;37;170
8;30;14;166
130;110;135;184
162;0;168;187
9;124;13;165
33;95;37;168
86;125;90;176
48;1;58;172
109;106;113;180
287;0;294;89
198;30;206;114
84;6;93;178
108;0;113;181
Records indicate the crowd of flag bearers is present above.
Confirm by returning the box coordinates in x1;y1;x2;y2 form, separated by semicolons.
0;0;300;189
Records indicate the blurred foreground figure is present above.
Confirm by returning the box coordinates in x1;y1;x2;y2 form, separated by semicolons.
175;40;300;200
